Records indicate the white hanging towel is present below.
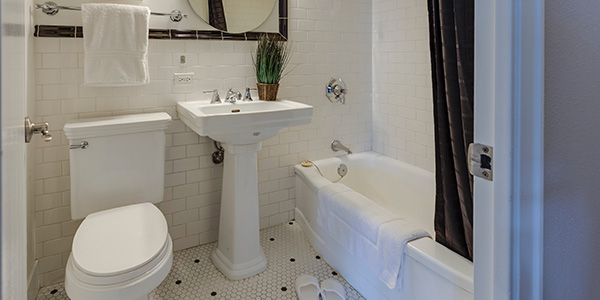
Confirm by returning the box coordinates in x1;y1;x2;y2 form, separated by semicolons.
82;3;150;86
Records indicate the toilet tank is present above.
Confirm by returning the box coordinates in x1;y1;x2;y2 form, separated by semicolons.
64;113;172;219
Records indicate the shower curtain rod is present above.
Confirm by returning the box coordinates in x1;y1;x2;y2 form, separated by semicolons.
35;1;188;22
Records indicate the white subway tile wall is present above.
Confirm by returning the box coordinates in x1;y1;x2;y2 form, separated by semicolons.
372;0;434;171
33;0;372;286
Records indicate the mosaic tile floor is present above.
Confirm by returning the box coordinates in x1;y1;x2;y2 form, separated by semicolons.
37;221;365;300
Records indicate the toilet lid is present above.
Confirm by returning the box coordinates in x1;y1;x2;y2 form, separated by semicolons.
72;203;168;277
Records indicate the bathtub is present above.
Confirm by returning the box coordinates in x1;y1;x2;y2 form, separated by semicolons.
294;152;473;300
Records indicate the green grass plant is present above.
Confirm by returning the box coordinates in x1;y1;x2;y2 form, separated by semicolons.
253;34;292;84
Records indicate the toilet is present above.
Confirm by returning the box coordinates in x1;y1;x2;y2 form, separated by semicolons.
63;113;173;300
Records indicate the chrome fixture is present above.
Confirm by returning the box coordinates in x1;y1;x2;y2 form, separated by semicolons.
25;117;52;143
326;77;348;104
302;159;348;183
35;2;188;22
212;141;224;164
337;163;348;177
243;87;256;101
225;88;242;103
167;10;185;22
331;140;352;154
204;89;222;104
70;141;89;150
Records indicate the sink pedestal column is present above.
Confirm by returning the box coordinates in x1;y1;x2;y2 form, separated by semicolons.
211;142;267;280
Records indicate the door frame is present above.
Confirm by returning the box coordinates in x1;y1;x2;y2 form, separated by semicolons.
474;0;544;299
1;0;29;299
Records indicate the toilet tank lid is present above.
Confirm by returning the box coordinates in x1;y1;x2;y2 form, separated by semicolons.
64;112;172;140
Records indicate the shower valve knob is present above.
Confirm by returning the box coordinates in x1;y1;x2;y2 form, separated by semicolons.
326;78;348;104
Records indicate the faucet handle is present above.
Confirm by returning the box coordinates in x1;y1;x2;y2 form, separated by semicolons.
204;89;221;104
244;87;257;101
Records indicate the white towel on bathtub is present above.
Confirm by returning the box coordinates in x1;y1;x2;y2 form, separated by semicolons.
317;183;352;231
375;219;430;289
317;183;430;289
82;3;150;86
328;185;398;244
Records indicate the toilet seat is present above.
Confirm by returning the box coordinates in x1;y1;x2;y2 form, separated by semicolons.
65;236;173;300
70;203;169;285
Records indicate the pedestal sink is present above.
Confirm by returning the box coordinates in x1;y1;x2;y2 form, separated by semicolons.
177;99;313;280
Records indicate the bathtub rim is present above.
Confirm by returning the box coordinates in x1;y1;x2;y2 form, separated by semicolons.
294;151;474;294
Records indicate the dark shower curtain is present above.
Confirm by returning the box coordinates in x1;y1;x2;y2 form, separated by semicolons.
427;0;475;260
208;0;227;32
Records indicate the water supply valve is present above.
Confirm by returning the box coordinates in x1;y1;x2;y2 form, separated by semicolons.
212;141;224;164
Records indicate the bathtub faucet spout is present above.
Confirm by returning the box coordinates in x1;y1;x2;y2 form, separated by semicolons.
331;140;352;154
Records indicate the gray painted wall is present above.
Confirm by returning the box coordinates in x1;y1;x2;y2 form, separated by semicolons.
544;1;600;299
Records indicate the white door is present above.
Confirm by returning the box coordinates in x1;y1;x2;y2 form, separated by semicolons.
473;0;544;299
1;0;28;298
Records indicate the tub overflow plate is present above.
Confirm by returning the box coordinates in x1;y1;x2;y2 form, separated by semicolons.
337;164;348;177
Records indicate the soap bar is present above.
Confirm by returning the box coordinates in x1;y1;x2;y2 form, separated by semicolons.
301;160;313;167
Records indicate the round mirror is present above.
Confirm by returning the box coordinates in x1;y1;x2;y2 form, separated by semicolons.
188;0;277;34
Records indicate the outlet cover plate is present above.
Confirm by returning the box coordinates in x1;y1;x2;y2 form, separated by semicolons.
174;73;194;86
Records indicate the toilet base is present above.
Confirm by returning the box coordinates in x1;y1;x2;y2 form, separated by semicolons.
211;247;267;280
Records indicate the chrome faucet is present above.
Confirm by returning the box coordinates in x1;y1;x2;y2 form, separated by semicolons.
225;88;242;103
331;140;352;154
204;89;221;104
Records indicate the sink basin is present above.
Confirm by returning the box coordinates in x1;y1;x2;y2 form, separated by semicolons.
176;99;313;281
177;100;313;144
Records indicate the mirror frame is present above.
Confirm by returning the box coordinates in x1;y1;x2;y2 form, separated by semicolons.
188;0;280;35
34;0;287;41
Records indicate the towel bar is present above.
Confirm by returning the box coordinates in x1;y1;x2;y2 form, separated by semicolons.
35;1;187;22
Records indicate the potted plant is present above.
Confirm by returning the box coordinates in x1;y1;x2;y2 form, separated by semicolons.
253;34;292;101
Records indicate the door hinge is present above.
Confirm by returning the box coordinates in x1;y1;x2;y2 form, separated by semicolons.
468;143;493;181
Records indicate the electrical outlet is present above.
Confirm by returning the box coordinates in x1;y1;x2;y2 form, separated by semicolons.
174;73;194;86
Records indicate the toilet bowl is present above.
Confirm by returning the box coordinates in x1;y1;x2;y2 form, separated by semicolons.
63;113;173;300
65;203;172;300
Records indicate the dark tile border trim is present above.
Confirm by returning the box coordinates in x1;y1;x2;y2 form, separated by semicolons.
34;0;287;41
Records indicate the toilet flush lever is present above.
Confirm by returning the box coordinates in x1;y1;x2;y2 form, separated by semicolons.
70;141;89;150
25;117;52;143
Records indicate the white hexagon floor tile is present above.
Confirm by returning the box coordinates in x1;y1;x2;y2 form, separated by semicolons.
36;222;365;300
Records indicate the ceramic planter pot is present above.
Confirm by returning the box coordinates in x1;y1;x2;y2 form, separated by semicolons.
256;83;279;101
